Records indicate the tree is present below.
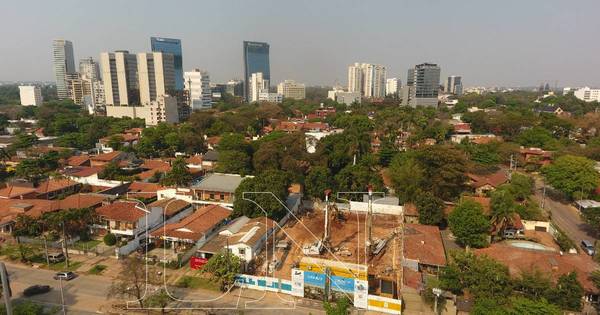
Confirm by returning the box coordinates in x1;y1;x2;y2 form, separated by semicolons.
541;155;599;199
448;200;490;248
160;157;192;186
416;146;468;200
415;191;444;225
216;150;251;175
323;297;351;315
107;257;148;308
99;161;123;180
507;173;534;200
145;289;172;315
233;170;290;220
545;272;583;311
201;251;241;290
334;162;384;198
0;300;52;315
516;127;559;150
509;297;561;315
305;166;333;199
580;207;600;233
490;188;517;233
388;155;424;203
103;233;117;246
513;269;552;299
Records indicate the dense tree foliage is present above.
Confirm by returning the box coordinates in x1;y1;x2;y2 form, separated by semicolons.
415;191;445;225
448;199;490;248
233;170;291;220
542;155;599;199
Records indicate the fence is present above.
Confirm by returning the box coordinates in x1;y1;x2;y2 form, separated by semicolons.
17;236;80;248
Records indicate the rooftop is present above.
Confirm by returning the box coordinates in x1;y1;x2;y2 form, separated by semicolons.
467;170;509;189
192;173;248;193
147;198;192;217
150;204;232;241
403;223;446;267
96;201;147;223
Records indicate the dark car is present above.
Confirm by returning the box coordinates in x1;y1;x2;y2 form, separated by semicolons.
23;285;51;297
53;271;76;281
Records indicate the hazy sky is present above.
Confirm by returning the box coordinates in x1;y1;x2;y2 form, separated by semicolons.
2;0;600;87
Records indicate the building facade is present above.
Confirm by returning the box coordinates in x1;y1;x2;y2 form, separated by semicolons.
184;69;212;110
79;57;100;81
258;91;283;103
19;86;43;106
226;80;244;97
347;63;386;98
105;95;179;126
53;39;76;100
402;63;441;107
328;87;361;105
573;87;600;102
137;52;176;105
150;37;183;90
445;75;463;95
100;51;139;106
243;41;270;101
249;72;269;103
277;80;305;100
386;78;401;96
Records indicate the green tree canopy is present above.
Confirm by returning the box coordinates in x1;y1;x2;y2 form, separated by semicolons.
542;155;599;199
415;191;445;225
233;170;290;220
448;199;490;248
160;157;193;186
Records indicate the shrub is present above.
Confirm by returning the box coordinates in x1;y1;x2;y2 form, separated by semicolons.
103;233;117;246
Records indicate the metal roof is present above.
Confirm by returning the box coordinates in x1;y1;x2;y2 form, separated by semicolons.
192;173;248;193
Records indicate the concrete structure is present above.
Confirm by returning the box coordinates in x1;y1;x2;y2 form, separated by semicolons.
243;41;270;101
226;80;244;97
249;72;269;103
328;87;361;105
277;80;305;100
386;78;401;96
53;39;76;100
151;37;183;90
258;91;283;103
18;86;43;106
445;75;463;95
79;57;100;81
105;95;179;126
347;63;386;98
100;51;139;106
184;69;212;110
573;87;600;102
402;63;441;107
137;52;175;105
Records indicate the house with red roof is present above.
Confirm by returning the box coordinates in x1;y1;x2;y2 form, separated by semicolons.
90;151;128;167
94;201;162;237
466;170;509;195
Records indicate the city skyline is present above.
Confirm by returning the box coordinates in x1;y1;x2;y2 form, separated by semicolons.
3;1;600;87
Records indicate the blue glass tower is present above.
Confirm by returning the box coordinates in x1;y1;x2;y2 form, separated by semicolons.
150;37;183;90
243;41;270;101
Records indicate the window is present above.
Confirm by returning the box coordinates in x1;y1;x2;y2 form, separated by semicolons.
238;248;245;255
220;194;225;200
209;193;215;200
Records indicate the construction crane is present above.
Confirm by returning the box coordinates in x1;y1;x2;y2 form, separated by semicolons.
302;189;334;255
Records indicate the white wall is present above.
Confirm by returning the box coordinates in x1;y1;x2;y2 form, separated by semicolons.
347;201;403;216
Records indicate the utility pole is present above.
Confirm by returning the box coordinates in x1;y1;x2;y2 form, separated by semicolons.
0;262;12;315
59;277;66;315
43;237;50;266
366;185;373;258
62;222;69;268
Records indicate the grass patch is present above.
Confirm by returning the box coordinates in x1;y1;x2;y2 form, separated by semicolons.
176;276;220;291
88;264;107;275
72;239;101;251
48;260;83;272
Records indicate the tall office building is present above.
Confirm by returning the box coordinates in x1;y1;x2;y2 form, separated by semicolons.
79;57;100;81
347;63;386;98
19;86;43;106
100;50;139;106
386;78;401;96
53;39;76;100
402;63;441;107
445;75;463;95
226;80;244;97
137;52;175;105
249;72;269;103
151;37;183;90
243;41;270;101
184;69;212;110
277;80;305;100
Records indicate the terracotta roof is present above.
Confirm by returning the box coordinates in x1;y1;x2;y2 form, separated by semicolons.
403;223;446;267
0;186;37;199
453;123;471;133
467;170;509;189
462;196;491;215
476;244;599;293
127;182;164;198
100;133;139;143
96;201;146;222
206;136;221;146
66;155;90;167
136;166;171;180
148;198;192;217
62;166;104;178
519;147;552;158
150;204;232;241
35;178;79;194
404;203;418;216
141;159;171;170
402;267;423;290
186;155;203;165
56;194;108;210
124;128;144;134
90;151;123;162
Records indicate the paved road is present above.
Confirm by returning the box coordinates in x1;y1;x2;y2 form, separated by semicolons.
533;177;598;244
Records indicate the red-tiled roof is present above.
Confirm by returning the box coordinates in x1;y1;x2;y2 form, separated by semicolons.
66;155;91;167
467;170;509;189
127;182;164;198
0;199;57;224
96;201;146;222
35;178;79;194
403;223;446;267
63;166;104;178
186;155;203;165
141;159;171;170
56;194;108;210
90;151;123;162
403;203;418;216
148;198;191;217
453;123;471;133
150;204;231;241
0;186;37;199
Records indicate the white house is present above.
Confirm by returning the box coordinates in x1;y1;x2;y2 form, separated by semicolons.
225;217;276;262
95;201;163;238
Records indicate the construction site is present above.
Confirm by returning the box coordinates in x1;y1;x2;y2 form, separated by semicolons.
254;189;404;303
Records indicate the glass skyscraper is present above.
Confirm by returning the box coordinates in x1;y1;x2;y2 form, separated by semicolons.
243;41;270;101
150;37;183;90
53;39;76;100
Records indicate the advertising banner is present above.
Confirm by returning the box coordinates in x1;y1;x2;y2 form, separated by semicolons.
291;268;304;297
354;279;368;309
189;256;208;270
304;270;326;288
330;275;354;293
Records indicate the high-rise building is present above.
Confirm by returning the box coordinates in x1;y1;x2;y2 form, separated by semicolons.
347;63;386;98
53;39;76;100
573;87;600;102
100;50;139;106
445;75;463;95
277;80;305;100
150;37;183;90
106;95;179;126
184;69;212;110
79;57;100;81
19;86;43;106
137;52;175;105
402;63;441;107
386;78;401;96
226;80;244;97
249;72;269;103
243;41;270;101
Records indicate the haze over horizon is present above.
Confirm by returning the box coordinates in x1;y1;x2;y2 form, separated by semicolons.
2;0;600;87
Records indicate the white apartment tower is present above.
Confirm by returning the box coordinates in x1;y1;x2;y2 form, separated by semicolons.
277;80;306;100
137;52;176;105
19;86;43;106
100;51;139;106
184;69;212;110
53;39;76;100
79;57;100;81
250;72;269;103
347;63;386;98
446;75;463;95
574;87;600;102
386;78;401;96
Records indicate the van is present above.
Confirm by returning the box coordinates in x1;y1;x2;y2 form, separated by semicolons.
581;240;595;256
48;252;65;263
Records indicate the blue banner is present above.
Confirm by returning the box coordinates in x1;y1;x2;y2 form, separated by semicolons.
330;275;355;293
304;271;326;288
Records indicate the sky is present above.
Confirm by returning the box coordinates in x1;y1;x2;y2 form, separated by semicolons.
2;0;600;87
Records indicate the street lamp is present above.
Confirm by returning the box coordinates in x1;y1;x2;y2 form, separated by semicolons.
432;287;443;315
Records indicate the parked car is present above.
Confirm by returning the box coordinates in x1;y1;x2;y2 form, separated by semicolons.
581;240;596;256
48;252;65;263
53;271;76;281
23;285;51;297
